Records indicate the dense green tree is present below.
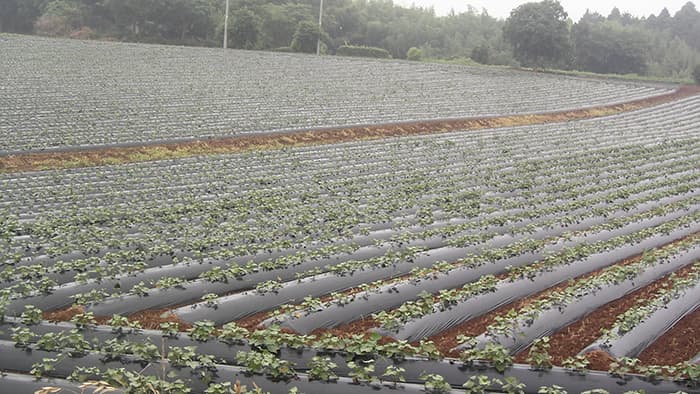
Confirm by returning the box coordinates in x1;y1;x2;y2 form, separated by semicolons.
0;0;44;33
291;20;324;54
573;14;649;75
229;8;260;49
608;7;622;21
159;0;213;42
406;47;423;60
258;3;313;49
101;0;154;37
503;0;571;68
471;43;490;64
672;2;700;50
34;0;87;36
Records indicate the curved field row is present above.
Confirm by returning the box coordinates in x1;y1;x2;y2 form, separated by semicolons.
2;97;699;303
2;85;698;174
1;92;699;392
0;34;677;155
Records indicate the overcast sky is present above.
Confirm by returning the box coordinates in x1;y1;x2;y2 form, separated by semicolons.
392;0;691;21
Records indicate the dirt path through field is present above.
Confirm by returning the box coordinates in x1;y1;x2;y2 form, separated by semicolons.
2;85;699;173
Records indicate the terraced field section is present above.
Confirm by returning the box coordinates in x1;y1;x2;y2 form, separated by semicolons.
0;34;674;154
1;86;699;393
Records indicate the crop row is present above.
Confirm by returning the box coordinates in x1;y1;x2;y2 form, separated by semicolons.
4;145;698;316
0;90;699;392
0;34;672;153
462;235;700;353
178;195;700;329
2;97;698;260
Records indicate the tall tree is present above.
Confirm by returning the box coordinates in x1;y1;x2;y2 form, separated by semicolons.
101;0;153;37
503;0;571;68
34;0;87;36
258;3;313;49
573;14;649;75
229;8;260;49
0;0;44;33
673;2;700;50
158;0;213;42
291;20;326;53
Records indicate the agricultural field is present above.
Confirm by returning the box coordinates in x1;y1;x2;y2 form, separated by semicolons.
0;34;675;154
0;49;700;394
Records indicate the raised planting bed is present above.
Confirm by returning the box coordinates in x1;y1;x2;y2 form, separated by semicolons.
0;34;675;153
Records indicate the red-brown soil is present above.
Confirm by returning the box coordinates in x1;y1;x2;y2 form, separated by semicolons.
427;252;648;357
639;306;700;365
514;261;700;365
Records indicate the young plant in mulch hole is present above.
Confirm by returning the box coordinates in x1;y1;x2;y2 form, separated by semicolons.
101;338;134;362
188;320;217;342
218;322;249;345
345;333;381;356
36;332;65;352
501;377;527;394
36;277;57;294
247;325;306;353
311;332;347;353
167;346;198;368
70;311;97;329
561;355;590;375
348;359;379;385
458;335;513;373
526;336;553;371
236;350;296;381
299;295;323;312
20;305;43;325
160;321;181;338
608;357;640;380
62;329;93;356
201;293;219;309
130;281;151;297
72;288;110;305
462;375;526;394
156;276;186;289
675;361;700;383
636;364;666;382
255;279;283;294
537;385;567;394
376;340;417;361
308;356;339;382
168;346;218;385
420;373;452;394
381;365;406;388
67;366;103;383
101;367;190;393
462;375;498;394
108;314;142;335
11;326;36;348
417;339;442;359
199;266;228;283
30;356;59;379
205;381;265;394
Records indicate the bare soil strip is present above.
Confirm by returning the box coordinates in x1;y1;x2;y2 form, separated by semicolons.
638;306;700;365
2;86;698;173
513;261;700;368
425;253;647;357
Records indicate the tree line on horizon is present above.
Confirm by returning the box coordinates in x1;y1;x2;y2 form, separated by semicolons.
1;0;699;81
